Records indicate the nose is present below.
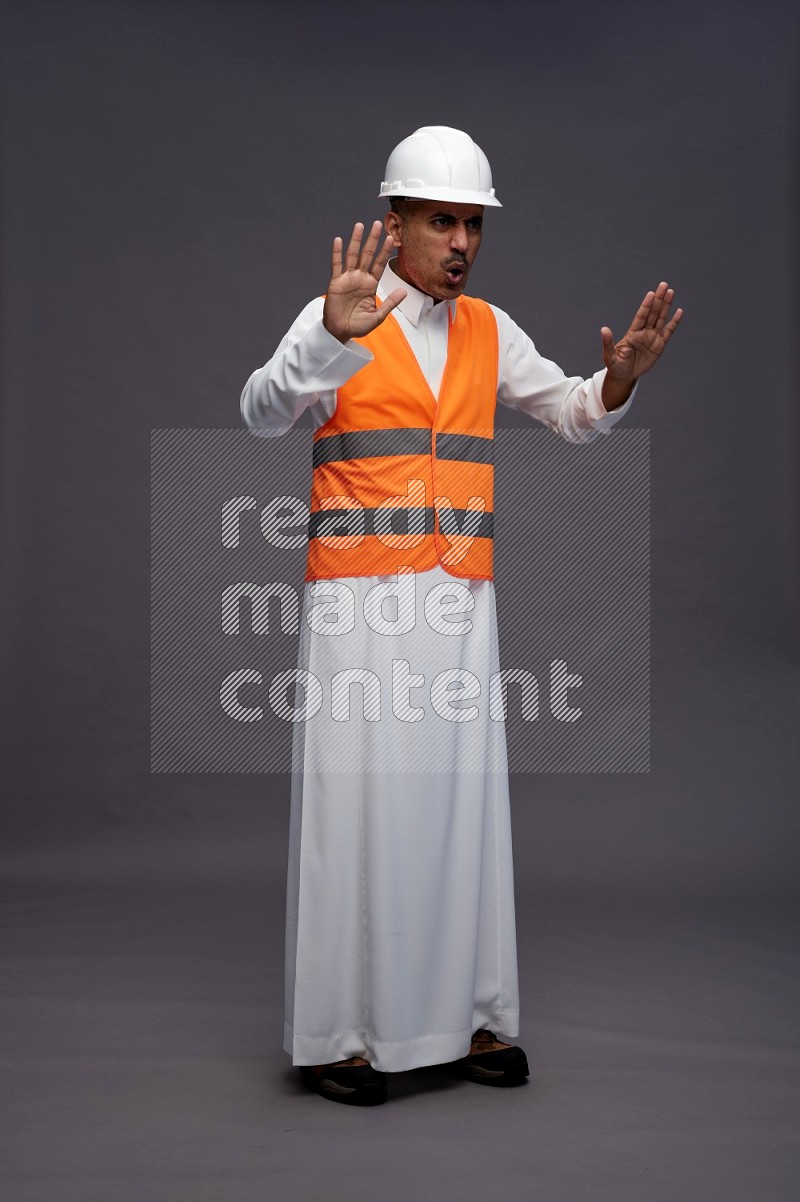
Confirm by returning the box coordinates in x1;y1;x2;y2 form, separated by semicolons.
450;222;469;254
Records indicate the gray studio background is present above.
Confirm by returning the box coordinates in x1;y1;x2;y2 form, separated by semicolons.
1;1;798;1200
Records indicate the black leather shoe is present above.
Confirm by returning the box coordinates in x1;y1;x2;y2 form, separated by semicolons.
458;1029;530;1086
299;1058;388;1106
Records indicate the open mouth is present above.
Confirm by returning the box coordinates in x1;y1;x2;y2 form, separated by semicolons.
445;264;466;284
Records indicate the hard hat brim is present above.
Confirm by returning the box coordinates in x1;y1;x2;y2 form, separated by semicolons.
379;184;502;208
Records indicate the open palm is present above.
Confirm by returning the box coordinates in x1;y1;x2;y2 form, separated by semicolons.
323;220;407;343
601;281;683;382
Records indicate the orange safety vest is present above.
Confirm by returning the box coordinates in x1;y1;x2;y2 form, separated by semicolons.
305;295;499;582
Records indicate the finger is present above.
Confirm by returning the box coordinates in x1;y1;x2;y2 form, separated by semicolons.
661;307;684;343
647;282;668;328
653;286;674;331
600;326;615;364
370;233;396;280
373;287;408;323
628;291;655;333
356;288;407;338
357;220;384;272
645;281;669;328
640;282;667;330
651;282;677;331
344;222;365;272
331;236;343;279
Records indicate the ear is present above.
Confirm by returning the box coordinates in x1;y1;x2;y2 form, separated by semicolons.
384;209;403;247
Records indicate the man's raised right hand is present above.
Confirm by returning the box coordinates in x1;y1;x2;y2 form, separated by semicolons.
323;220;407;343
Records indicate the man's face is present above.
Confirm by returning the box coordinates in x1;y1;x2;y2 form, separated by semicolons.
384;200;484;301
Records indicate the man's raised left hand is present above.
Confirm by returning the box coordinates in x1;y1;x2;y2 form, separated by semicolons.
600;281;683;410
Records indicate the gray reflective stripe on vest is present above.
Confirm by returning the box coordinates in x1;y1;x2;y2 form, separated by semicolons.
308;507;493;541
312;428;493;467
312;428;431;468
434;432;494;464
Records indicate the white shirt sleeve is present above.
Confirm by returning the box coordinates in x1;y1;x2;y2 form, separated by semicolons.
490;304;636;444
240;298;373;436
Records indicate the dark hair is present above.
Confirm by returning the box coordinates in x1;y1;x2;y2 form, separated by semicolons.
389;196;412;217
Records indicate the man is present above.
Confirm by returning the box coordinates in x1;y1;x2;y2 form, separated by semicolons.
240;126;682;1106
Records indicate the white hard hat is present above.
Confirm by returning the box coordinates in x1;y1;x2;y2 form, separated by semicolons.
379;126;502;208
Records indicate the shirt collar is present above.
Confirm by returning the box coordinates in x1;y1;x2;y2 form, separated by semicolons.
378;260;458;327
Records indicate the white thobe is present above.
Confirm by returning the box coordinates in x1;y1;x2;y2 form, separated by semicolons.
241;263;634;1071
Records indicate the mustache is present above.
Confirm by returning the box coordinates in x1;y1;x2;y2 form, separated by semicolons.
442;254;468;268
